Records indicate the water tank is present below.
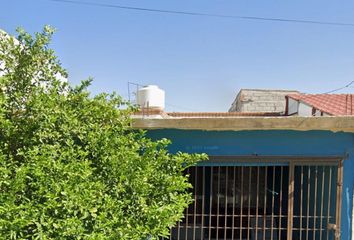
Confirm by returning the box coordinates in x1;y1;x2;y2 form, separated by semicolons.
136;85;165;110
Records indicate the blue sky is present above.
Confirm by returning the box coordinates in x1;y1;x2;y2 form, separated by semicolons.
2;0;354;111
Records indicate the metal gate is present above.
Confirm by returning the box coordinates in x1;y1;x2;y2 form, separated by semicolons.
164;157;343;240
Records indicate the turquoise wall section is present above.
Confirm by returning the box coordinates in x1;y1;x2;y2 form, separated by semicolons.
147;130;354;240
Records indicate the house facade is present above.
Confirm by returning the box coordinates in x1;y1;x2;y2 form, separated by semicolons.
133;86;354;240
134;114;354;240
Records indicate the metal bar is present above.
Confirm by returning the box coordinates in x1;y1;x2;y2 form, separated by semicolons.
201;167;205;239
335;161;343;240
271;166;275;240
319;166;325;240
216;167;220;240
240;166;244;240
326;167;332;240
300;166;304;240
255;167;260;240
263;166;268;240
278;166;283;240
185;168;189;240
287;162;295;240
247;167;252;240
313;166;318;240
224;167;228;240
208;167;213;240
207;155;344;163
193;167;197;240
127;82;131;102
177;221;180;240
306;166;311;240
231;167;236;240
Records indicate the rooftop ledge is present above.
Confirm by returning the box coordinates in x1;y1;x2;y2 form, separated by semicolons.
132;116;354;133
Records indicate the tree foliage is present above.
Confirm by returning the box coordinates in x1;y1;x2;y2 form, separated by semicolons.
0;26;206;239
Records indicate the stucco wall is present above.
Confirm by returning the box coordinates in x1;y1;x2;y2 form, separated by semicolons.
288;98;299;115
147;130;354;240
298;102;313;116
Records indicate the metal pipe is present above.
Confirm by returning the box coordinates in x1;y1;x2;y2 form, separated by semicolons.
208;167;213;240
313;166;318;240
247;167;252;240
287;163;295;240
224;167;228;240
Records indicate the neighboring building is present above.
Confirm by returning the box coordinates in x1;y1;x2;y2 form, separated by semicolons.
133;86;354;240
286;93;354;116
229;89;299;113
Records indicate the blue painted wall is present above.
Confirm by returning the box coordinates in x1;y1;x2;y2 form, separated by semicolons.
147;130;354;240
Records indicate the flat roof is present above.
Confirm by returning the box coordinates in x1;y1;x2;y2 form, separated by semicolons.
132;115;354;132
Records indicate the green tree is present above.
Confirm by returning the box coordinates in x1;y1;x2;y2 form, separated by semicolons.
0;26;206;240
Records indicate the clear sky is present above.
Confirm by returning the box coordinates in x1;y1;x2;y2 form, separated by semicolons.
2;0;354;111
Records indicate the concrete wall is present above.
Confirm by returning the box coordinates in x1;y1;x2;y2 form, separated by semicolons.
147;129;354;240
229;89;299;113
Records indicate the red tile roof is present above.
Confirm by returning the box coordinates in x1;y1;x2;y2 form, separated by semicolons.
287;94;354;116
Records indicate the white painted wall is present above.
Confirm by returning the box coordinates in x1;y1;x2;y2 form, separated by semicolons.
287;98;299;115
298;102;313;116
314;109;322;116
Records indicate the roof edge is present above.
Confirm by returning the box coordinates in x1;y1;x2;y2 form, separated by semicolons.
132;116;354;133
240;88;300;93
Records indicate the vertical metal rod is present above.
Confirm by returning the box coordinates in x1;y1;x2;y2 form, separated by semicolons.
208;167;213;240
263;166;268;240
224;167;228;240
216;167;221;240
287;162;295;240
177;220;180;240
271;166;275;240
313;166;318;240
247;167;252;240
278;166;283;240
319;166;325;240
232;167;236;240
335;161;343;240
255;167;260;240
193;167;197;240
306;166;311;240
300;166;304;240
185;168;189;240
201;167;205;239
326;167;332;240
169;226;172;240
127;82;131;102
240;166;244;240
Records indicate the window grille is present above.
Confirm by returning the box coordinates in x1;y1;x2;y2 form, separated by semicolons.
163;158;343;240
